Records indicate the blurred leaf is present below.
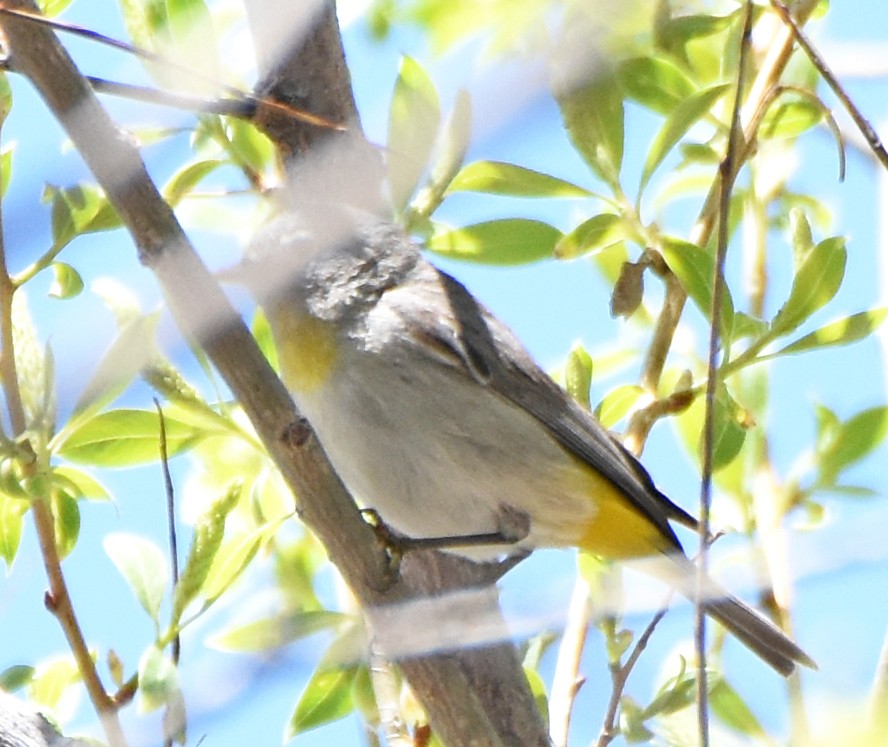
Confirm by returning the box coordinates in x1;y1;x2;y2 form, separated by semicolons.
200;514;290;604
223;118;274;177
620;696;655;742
556;69;624;186
639;83;729;196
554;213;627;259
710;677;766;737
172;483;241;624
732;311;769;341
448;160;591;198
211;610;347;653
0;495;26;569
252;308;278;372
52;490;80;559
660;237;734;340
595;385;645;429
288;667;356;737
104;533;168;625
564;344;593;409
707;385;747;471
27;657;80;712
388;55;441;211
43;183;120;251
163;158;224;205
771;236;846;338
138;645;179;713
773;308;888;357
48;262;84;300
644;668;696;718
0;664;35;692
409;88;472;224
0;145;14;197
817;406;888;487
760;96;824;140
38;0;75;15
617;56;696;114
429;219;561;265
73;314;160;420
523;667;549;722
57;408;202;466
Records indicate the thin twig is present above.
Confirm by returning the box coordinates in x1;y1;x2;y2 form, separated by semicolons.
548;578;590;747
696;3;755;742
770;0;888;173
597;605;671;747
155;400;180;666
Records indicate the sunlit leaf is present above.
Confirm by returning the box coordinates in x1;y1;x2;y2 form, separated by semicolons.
554;213;627;259
595;385;645;429
773;308;888;357
104;533;168;625
771;236;846;337
211;610;347;653
163;158;224;205
660;237;734;340
448;160;591;198
52;490;80;559
0;664;35;692
48;262;84;300
387;55;441;210
429;219;561;265
710;677;766;737
617;56;696;114
0;495;26;569
564;344;593;409
761;96;824;140
817;406;888;487
57;408;202;466
288;667;356;737
639;83;729;197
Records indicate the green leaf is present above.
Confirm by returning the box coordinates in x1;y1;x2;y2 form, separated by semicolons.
639;83;729;196
200;515;289;604
554;213;627;259
44;184;120;251
429;219;562;265
387;55;441;211
660;237;734;339
732;311;769;341
564;344;593;409
138;645;179;713
0;664;35;692
211;611;347;653
163;159;224;205
448;160;591;198
760;96;824;140
617;56;697;115
710;677;766;737
27;657;80;712
595;385;645;429
556;69;624;185
408;87;472;224
224;118;274;176
73;314;160;420
52;490;80;559
818;406;888;487
707;385;747;471
0;145;14;197
771;236;846;337
56;408;202;467
0;495;26;569
774;308;888;357
48;262;84;300
172;482;241;624
52;466;110;501
39;0;76;16
104;533;168;625
287;667;356;737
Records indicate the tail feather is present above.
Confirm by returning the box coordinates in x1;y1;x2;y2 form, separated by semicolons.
642;555;815;676
703;593;816;676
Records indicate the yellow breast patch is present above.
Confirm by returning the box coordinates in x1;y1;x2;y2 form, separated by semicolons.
268;304;339;394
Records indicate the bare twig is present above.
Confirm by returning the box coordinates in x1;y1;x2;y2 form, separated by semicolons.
770;0;888;173
548;578;590;747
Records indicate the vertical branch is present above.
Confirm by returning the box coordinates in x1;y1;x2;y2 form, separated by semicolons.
696;6;755;743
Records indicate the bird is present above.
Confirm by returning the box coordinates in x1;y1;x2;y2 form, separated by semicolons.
243;209;814;676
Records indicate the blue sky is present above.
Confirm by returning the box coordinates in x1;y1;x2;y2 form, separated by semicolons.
2;1;888;745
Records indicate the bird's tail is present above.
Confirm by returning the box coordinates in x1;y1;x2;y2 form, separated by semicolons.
643;555;815;676
702;591;815;676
